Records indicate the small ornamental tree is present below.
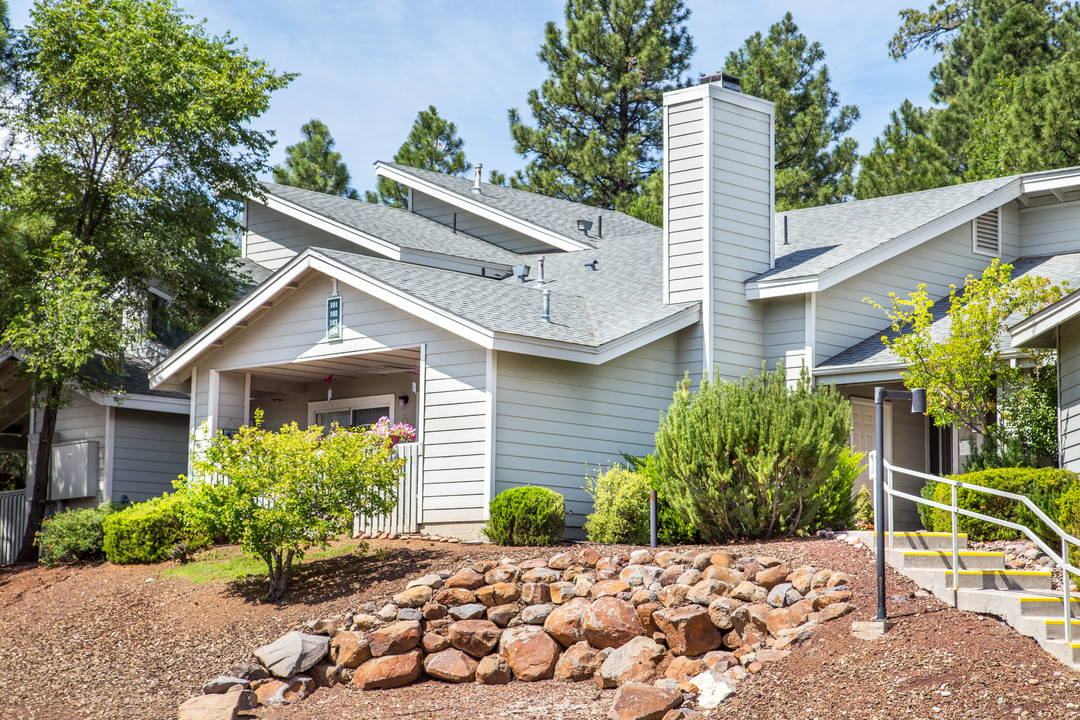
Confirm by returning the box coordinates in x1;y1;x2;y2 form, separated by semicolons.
653;365;852;542
179;411;403;600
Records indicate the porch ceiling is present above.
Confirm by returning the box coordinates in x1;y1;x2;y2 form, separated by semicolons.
239;348;421;384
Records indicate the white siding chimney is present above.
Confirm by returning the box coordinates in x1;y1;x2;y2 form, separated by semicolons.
662;80;775;383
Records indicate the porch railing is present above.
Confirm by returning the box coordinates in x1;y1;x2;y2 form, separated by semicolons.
0;488;28;565
358;442;421;535
883;458;1080;646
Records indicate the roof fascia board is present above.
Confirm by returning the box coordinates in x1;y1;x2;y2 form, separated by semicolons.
662;83;776;114
745;277;819;300
1020;170;1080;194
398;247;513;275
374;162;592;253
1011;290;1080;347
259;194;403;260
748;180;1023;298
811;363;906;385
89;393;190;414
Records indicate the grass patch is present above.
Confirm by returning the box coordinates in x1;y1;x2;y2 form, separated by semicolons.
163;541;365;585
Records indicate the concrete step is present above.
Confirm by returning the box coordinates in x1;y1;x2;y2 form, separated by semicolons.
904;567;1053;592
847;530;969;550
1042;619;1080;641
889;549;1005;571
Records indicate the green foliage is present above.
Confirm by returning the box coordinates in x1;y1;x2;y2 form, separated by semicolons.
507;0;693;208
37;503;119;564
273;119;358;199
654;365;852;542
921;468;1077;542
483;487;565;546
102;494;194;564
180;410;403;599
630;453;700;545
618;170;663;228
366;106;469;208
1057;482;1080;573
584;464;651;545
806;447;864;532
964;368;1058;470
918;481;938;532
722;13;859;210
854;485;874;528
855;100;959;199
0;450;26;491
866;259;1066;439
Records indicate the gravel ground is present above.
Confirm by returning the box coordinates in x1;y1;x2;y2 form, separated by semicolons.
0;536;1077;720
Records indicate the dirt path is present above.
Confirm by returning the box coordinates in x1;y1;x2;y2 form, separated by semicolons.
0;537;1076;720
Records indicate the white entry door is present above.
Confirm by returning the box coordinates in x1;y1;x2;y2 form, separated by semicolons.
850;397;891;495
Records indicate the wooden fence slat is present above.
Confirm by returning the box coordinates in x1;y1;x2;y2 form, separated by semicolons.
360;443;420;535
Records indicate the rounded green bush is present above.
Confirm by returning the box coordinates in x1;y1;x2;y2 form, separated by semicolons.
922;467;1077;542
102;493;190;564
585;465;651;545
1058;482;1080;572
37;503;120;564
482;486;564;546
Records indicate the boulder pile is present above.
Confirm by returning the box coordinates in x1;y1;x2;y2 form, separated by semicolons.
179;547;856;720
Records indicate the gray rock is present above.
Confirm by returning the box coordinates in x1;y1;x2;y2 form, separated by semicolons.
448;603;487;621
225;663;269;682
767;582;793;608
784;587;804;606
178;690;256;720
253;632;329;678
407;573;445;589
521;604;554;625
201;676;249;694
360;602;377;613
397;608;423;622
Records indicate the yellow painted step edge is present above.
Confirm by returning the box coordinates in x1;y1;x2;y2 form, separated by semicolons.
1044;619;1080;625
950;570;1052;576
1020;596;1080;602
903;550;1000;556
869;532;968;537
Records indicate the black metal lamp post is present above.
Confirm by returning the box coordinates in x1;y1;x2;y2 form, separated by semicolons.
874;386;927;623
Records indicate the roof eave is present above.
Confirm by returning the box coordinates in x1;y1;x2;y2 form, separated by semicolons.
253;191;404;260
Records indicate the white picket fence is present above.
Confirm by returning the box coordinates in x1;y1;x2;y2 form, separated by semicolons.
358;442;422;535
0;488;28;565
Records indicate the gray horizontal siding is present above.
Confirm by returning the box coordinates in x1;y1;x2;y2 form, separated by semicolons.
493;336;677;531
410;192;550;254
1020;201;1080;257
665;100;704;305
245;201;374;270
766;295;805;374
29;394;106;502
1060;316;1080;471
112;408;189;502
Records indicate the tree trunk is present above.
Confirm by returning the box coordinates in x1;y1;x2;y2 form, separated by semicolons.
266;549;296;601
15;383;62;563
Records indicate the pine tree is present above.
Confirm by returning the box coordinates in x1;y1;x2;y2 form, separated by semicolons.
272;119;358;199
723;13;859;210
507;0;693;209
855;100;958;199
889;0;1080;171
366;106;469;209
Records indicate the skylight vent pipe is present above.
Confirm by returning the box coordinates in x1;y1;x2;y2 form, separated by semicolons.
542;288;551;322
783;215;789;246
472;163;483;194
598;215;602;239
537;256;546;286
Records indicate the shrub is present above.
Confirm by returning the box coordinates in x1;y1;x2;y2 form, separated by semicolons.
806;447;864;532
854;486;874;528
103;493;191;564
921;467;1077;543
1057;483;1080;574
654;365;852;542
918;482;937;532
181;410;404;599
584;465;651;545
483;486;564;546
37;503;119;564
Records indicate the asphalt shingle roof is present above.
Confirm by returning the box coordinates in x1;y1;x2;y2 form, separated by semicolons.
260;182;523;267
818;252;1080;370
753;176;1019;283
380;162;659;247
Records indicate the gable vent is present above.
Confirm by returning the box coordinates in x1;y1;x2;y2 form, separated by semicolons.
972;208;1001;256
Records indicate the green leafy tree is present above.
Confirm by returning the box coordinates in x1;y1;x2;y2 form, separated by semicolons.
1;0;293;562
653;365;852;542
856;100;959;199
723;13;859;210
181;412;403;599
273;119;358;199
508;0;693;208
366;106;469;208
865;260;1066;455
967;56;1080;180
890;0;1080;170
620;169;662;227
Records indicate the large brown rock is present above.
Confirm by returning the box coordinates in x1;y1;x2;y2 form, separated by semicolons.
608;683;682;720
755;564;791;591
686;579;728;606
705;566;744;585
583;597;643;649
353;649;423;690
579;547;601;567
178;691;255;720
787;566;815;594
476;583;520;607
656;584;689;608
448;619;502;658
421;632;450;654
710;551;736;568
653;606;722;656
499;625;561;681
549;552;576;570
544;596;592;647
731;603;771;639
595;636;665;688
393;585;432;608
423;648;479;683
553;641;606;682
658;565;686;586
329;631;371;668
521;567;561;584
729;580;767;604
487;603;520;628
435;588;478;606
368;620;421;657
522;582;551;605
485;565;521;585
636;601;661;636
590;578;631;599
665;655;707;684
254;677;315;706
707;597;742;631
475;655;513;685
446;568;486;590
819;602;855;622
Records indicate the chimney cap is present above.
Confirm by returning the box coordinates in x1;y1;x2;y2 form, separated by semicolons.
699;73;741;92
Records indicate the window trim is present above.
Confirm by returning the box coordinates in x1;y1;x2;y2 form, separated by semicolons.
307;394;395;429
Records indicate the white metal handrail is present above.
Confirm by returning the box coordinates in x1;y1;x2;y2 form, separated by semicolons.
883;458;1079;647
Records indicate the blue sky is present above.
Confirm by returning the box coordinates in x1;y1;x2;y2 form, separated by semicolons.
7;1;939;194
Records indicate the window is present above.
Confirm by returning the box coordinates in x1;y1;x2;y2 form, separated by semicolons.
971;208;1001;257
307;394;394;433
149;292;191;349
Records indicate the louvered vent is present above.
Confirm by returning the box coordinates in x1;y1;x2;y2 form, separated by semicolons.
973;208;1000;256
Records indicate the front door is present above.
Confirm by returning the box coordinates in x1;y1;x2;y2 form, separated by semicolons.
850;397;891;496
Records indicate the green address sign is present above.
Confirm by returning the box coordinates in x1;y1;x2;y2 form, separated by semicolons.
327;296;342;340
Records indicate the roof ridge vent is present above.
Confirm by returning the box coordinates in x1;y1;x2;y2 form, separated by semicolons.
472;162;483;195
